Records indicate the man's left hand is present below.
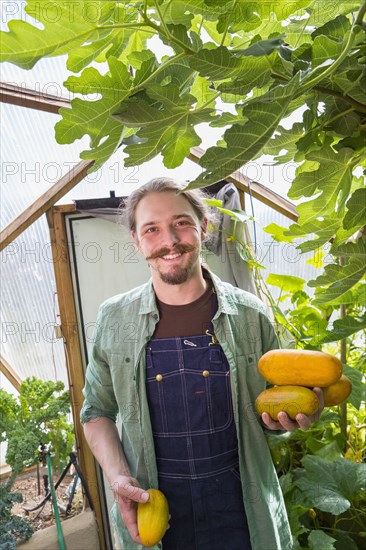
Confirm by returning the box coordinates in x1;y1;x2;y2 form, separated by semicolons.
261;387;324;432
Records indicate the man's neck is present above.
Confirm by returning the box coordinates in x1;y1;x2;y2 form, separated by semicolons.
152;269;208;305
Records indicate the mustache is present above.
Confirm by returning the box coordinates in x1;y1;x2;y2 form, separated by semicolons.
146;243;197;261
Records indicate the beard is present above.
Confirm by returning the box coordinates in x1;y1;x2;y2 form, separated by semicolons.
146;243;200;285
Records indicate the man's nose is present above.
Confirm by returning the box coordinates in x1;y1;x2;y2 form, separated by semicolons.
161;226;179;247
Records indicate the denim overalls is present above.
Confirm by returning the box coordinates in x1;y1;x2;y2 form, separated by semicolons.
146;297;251;550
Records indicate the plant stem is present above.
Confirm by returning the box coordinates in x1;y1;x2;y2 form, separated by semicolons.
131;51;189;94
98;22;151;30
195;91;221;112
270;73;366;114
302;2;366;92
153;0;170;40
142;8;196;54
323;107;354;127
339;256;348;448
220;0;238;46
356;1;366;25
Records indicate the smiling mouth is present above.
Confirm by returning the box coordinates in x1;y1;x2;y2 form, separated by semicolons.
161;253;183;260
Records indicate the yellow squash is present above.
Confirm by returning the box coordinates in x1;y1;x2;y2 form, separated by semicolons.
255;385;320;420
137;488;169;547
323;374;352;406
258;349;342;387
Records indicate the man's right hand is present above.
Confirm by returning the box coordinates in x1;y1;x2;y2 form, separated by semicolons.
111;474;150;544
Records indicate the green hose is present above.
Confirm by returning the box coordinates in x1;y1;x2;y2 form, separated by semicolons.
46;453;66;550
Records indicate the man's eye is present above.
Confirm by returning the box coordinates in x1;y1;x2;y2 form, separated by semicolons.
177;220;189;226
146;227;157;233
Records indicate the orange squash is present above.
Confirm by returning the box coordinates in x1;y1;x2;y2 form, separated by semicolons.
137;489;169;547
323;374;352;406
258;349;342;387
255;385;320;420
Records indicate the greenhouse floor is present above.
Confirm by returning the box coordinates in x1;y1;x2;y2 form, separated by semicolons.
12;470;83;534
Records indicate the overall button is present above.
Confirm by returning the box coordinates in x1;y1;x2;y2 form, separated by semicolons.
156;374;163;382
202;370;210;377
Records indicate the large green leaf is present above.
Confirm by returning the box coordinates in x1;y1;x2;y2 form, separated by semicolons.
331;532;359;550
343;363;365;409
343;189;366;230
262;122;304;162
311;35;344;68
290;147;355;223
189;45;275;83
308;530;336;550
66;6;141;72
263;224;297;243
233;35;287;57
330;59;366;104
295;455;366;515
207;0;313;34
266;274;306;292
55;56;132;169
186;75;302;188
311;14;351;41
331;237;366;258
311;312;366;345
115;93;213;168
309;257;366;305
0;1;117;69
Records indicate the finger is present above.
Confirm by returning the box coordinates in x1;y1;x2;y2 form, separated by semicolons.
277;411;299;432
120;482;149;503
312;387;324;417
261;412;284;431
313;386;324;407
120;506;143;544
294;413;311;430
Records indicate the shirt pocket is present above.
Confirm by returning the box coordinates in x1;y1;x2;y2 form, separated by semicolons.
109;353;139;425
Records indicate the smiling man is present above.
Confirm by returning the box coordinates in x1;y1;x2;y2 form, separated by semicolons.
80;178;323;550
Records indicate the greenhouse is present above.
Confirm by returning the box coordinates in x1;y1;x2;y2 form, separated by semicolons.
0;1;365;549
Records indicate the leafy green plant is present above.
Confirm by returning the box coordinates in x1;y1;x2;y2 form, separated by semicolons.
0;377;73;478
266;408;366;550
206;197;365;548
0;482;34;550
1;1;364;178
0;378;74;547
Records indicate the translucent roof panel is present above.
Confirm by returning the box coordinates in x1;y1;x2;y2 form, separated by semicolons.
245;196;320;302
1;217;68;385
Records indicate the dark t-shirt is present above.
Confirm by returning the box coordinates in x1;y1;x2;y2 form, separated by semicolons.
152;280;216;339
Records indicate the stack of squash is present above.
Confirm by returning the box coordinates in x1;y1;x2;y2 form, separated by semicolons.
255;349;352;421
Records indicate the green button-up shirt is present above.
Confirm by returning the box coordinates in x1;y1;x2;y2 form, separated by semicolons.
80;270;293;550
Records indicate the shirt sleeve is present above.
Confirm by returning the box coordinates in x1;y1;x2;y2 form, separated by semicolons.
259;311;279;355
258;312;287;434
80;305;119;425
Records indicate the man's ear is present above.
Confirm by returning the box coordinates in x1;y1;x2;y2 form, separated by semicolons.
131;230;140;251
201;217;208;241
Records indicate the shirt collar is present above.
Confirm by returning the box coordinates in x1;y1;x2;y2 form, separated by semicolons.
138;278;159;315
208;269;238;316
138;268;238;316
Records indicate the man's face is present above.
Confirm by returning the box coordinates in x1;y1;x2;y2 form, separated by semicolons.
132;191;207;285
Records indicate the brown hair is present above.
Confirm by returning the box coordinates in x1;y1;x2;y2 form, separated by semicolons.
124;177;212;232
